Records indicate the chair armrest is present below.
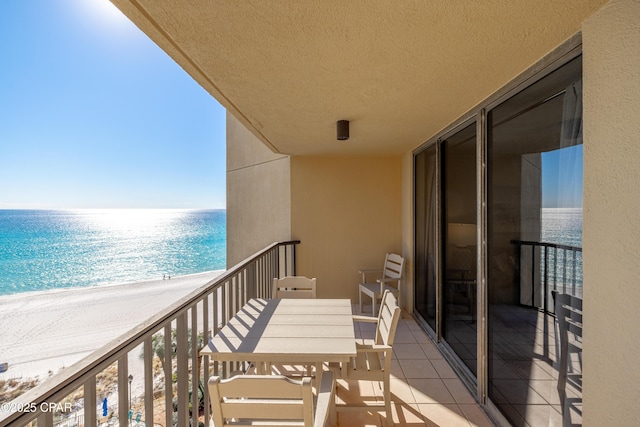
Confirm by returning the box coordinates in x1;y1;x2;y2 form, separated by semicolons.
352;314;378;323
358;268;382;274
314;371;336;427
356;343;393;353
358;268;383;283
376;277;399;283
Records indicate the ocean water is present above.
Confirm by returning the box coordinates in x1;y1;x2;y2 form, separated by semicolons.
541;207;583;291
0;209;226;296
541;207;582;247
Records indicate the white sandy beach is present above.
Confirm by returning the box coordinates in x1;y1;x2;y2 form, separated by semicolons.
0;270;224;382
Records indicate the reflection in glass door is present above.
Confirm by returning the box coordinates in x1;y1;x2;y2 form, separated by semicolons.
442;123;477;376
413;46;583;427
487;56;583;426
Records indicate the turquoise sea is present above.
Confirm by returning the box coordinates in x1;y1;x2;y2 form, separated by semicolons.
0;209;226;296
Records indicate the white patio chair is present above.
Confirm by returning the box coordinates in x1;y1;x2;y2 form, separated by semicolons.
358;253;404;315
331;290;401;425
273;276;317;299
208;373;336;427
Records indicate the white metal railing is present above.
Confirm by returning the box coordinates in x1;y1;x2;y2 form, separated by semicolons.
0;241;300;427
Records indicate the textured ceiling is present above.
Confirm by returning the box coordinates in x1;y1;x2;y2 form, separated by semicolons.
111;0;606;155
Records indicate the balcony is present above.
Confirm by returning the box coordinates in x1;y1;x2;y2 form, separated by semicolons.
0;241;493;427
341;313;493;426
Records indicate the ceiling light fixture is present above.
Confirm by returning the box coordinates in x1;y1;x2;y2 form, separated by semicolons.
337;120;350;141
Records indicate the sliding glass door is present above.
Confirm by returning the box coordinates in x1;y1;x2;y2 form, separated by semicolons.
487;55;582;426
414;145;437;331
414;49;583;426
442;123;477;376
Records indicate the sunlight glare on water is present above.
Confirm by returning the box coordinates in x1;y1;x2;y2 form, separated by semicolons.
0;209;226;295
76;208;189;237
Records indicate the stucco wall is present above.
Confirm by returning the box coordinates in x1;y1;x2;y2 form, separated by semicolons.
582;0;640;424
226;113;291;266
226;115;403;304
290;156;402;302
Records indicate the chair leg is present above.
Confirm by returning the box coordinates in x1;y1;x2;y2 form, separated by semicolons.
557;336;569;405
371;295;377;316
383;375;392;427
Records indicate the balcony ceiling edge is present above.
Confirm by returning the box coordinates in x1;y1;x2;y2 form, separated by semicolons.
110;0;607;156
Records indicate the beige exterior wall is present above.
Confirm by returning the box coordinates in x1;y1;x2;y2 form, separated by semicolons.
582;0;640;424
227;119;403;303
290;156;402;301
226;113;292;266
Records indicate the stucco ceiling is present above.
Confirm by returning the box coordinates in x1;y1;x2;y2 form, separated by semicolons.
111;0;606;156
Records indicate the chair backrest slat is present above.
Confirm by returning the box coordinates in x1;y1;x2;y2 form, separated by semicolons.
376;290;401;346
555;293;583;338
273;276;317;299
220;400;306;420
218;374;305;398
383;253;404;280
209;375;314;427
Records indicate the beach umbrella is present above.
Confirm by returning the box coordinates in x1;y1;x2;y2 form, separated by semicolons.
102;398;108;417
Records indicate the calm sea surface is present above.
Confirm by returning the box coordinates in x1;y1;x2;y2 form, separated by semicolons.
0;209;226;296
541;207;583;289
541;207;582;247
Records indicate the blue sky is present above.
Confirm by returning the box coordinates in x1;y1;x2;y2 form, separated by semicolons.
0;0;226;209
542;144;583;208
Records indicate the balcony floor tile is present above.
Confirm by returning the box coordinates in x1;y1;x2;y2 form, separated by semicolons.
346;305;495;426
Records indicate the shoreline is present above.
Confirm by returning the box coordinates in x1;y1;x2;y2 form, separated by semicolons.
0;270;224;381
0;269;223;302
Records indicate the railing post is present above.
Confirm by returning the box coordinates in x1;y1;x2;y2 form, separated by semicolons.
571;250;578;295
543;246;549;313
191;306;199;427
117;356;129;427
176;312;189;427
164;324;173;427
37;411;53;427
531;243;535;307
84;376;97;427
143;336;154;427
213;287;221;378
247;262;256;299
203;294;211;423
553;247;558;293
291;242;297;276
283;243;288;277
562;248;568;294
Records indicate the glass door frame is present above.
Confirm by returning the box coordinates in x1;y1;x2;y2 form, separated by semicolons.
412;33;583;426
413;114;480;394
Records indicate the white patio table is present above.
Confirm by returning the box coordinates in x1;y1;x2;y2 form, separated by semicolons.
200;298;356;384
